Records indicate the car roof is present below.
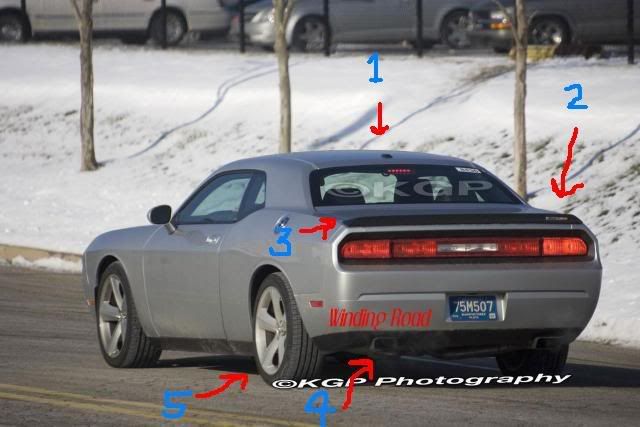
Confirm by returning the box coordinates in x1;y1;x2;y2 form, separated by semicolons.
214;150;478;211
218;150;473;172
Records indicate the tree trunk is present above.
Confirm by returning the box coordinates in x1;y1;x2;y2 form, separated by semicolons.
274;0;292;153
72;0;98;171
513;0;527;199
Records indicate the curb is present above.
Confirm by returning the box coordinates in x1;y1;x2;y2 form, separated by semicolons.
0;244;82;264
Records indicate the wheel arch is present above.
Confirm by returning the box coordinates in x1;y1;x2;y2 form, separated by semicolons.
249;264;286;317
95;254;122;299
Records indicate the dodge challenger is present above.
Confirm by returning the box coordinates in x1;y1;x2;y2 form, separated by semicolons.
82;151;602;383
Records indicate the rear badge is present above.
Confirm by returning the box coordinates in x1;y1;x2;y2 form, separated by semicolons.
455;167;481;174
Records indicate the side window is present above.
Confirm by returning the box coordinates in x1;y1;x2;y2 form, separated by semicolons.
177;173;253;224
240;172;266;217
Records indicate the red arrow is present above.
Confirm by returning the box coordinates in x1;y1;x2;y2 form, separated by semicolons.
194;373;249;399
550;127;585;198
342;358;374;411
370;102;390;136
298;217;337;240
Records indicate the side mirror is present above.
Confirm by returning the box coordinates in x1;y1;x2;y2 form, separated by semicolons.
147;205;172;225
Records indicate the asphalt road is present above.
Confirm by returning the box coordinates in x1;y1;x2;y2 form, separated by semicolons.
1;266;639;426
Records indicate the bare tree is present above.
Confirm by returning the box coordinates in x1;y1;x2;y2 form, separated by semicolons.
70;0;98;171
493;0;528;199
273;0;295;153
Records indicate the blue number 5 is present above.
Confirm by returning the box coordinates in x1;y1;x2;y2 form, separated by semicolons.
564;83;589;110
304;389;337;427
269;226;292;257
162;389;193;420
367;52;383;84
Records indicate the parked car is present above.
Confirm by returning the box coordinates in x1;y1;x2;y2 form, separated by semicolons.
0;0;236;45
83;151;601;384
238;0;475;51
469;0;640;52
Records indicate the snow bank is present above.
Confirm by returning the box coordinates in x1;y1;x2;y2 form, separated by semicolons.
0;44;638;347
3;256;82;273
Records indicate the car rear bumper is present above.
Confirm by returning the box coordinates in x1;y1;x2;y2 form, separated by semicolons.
244;21;276;46
468;28;512;49
297;260;601;357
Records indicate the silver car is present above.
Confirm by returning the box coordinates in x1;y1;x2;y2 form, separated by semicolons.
241;0;474;51
0;0;234;45
83;151;601;383
469;0;640;53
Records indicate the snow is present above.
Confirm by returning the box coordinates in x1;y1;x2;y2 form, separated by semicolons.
4;255;82;273
0;44;638;347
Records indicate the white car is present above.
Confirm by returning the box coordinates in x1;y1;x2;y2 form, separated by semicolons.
0;0;235;45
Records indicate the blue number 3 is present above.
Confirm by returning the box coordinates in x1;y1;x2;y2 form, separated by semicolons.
564;83;589;110
162;389;193;420
269;226;292;257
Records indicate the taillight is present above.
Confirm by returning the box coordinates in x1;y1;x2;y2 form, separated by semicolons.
542;237;588;256
340;240;391;259
340;237;588;260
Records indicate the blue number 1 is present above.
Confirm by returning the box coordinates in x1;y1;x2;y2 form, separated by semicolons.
367;52;383;84
564;83;589;110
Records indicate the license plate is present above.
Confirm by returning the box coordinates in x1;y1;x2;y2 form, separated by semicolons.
449;295;498;321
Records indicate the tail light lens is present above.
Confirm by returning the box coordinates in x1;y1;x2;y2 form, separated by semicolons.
542;238;588;256
340;240;391;259
341;237;588;260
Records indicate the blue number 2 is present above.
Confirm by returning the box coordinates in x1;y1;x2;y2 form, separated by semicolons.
269;226;292;257
367;52;383;84
162;389;193;420
304;390;337;427
564;83;589;110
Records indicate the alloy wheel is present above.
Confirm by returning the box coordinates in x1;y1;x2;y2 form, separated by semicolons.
255;286;287;375
444;13;470;48
165;14;185;45
531;21;565;45
298;20;326;52
0;21;23;42
98;275;128;358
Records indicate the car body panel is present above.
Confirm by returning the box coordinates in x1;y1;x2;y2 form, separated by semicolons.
0;0;230;35
83;151;602;359
469;0;640;48
240;0;475;47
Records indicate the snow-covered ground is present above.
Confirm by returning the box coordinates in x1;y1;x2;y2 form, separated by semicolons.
0;44;638;347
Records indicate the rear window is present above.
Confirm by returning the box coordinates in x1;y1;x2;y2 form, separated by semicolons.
310;165;521;206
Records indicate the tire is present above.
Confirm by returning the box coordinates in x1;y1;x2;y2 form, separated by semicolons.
529;17;569;46
493;46;511;54
0;13;28;43
96;262;161;368
440;10;470;49
496;344;569;376
291;16;327;53
149;10;187;47
252;272;323;383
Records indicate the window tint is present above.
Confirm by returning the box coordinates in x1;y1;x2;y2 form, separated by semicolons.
310;165;521;206
177;173;253;224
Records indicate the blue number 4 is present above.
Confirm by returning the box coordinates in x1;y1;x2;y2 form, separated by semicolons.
564;83;589;110
304;390;337;427
269;226;292;257
367;52;383;84
162;389;193;420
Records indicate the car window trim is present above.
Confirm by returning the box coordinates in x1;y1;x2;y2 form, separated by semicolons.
173;169;265;226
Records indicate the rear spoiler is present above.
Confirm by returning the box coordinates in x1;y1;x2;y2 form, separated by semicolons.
343;214;582;227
